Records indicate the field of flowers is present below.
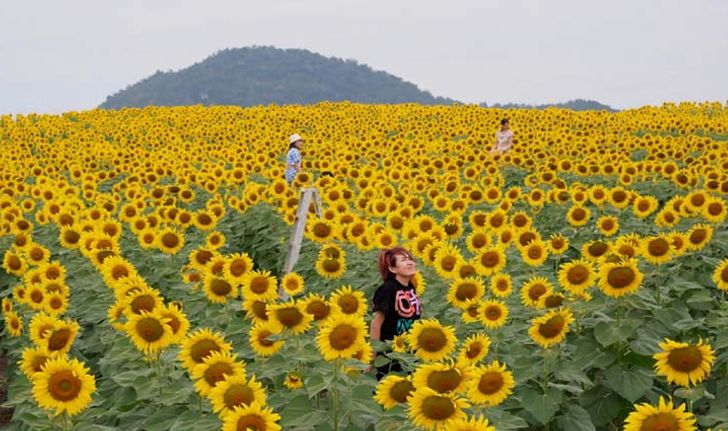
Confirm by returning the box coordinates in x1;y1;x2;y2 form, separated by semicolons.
1;102;727;431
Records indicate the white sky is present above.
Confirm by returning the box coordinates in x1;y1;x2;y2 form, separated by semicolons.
1;0;727;114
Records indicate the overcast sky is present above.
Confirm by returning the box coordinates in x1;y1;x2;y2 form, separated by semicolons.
1;0;727;114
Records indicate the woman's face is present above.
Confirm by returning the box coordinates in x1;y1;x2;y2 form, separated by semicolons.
389;253;416;278
295;140;303;149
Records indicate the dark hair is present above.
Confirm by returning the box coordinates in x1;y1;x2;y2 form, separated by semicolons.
289;142;299;150
501;118;509;126
377;247;414;282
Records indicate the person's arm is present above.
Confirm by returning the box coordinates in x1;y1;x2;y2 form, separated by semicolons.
367;311;385;372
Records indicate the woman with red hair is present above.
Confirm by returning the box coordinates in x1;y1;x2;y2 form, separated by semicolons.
369;247;422;380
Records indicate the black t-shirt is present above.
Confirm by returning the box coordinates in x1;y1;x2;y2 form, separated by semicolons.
372;277;422;342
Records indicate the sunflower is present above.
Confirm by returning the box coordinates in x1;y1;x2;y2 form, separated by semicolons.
653;338;715;387
479;299;509;329
641;236;673;265
1;297;12;314
546;234;569;255
43;292;68;316
280;272;305;296
301;293;332;322
191;350;246;397
702;197;727;223
4;311;23;337
447;277;485;309
205;231;226;250
100;256;137;288
557;259;596;294
489;273;513;297
623;397;696;431
241;270;279;302
249;322;285;357
3;250;28;276
521;277;554;308
223;252;254;282
633;195;659;218
268;301;313;334
203;273;238;304
123;285;164;317
374;374;415;410
408;387;469;431
19;346;57;378
124;310;174;356
221;401;281;431
465;229;491;254
40;319;79;355
457;333;491;365
467;360;515;406
31;356;96;416
686;223;713;251
208;372;268;418
413;361;471;394
539;292;565;309
529;309;575;348
179;328;232;372
566;205;590;227
107;301;127;331
598;258;644;297
137;228;157;249
474;246;507;277
155;228;185;254
27;285;46;311
157;303;190;344
306;218;339;243
329;285;367;317
408;319;457;362
25;243;51;264
521;240;549;267
316;313;368;361
433;243;464;279
315;254;346;279
713;258;728;291
581;240;611;261
283;371;304;389
445;415;496;431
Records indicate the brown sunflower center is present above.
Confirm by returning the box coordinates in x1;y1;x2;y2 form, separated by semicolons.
321;259;341;273
421;395;456;420
224;383;255;409
427;369;462;393
666;346;703;373
48;370;82;401
607;267;635;289
527;246;543;260
111;264;130;280
538;315;566;339
485;305;502;320
478;371;504;395
30;289;44;303
190;339;221;363
250;277;270;294
131;294;156;314
275;307;303;328
136;317;164;342
589;242;608;256
689;229;707;245
390;380;415;403
528;284;547;301
417;327;447;352
329;324;357;350
480;251;500;268
305;300;330;321
472;234;488;249
567;265;589;284
440;256;457;272
313;223;332;238
455;282;477;301
466;342;482;358
161;233;179;249
648;238;670;256
63;230;80;245
235;414;267;431
7;255;22;271
640;412;680;431
47;328;71;352
204;361;234;386
571;208;586;220
210;278;232;296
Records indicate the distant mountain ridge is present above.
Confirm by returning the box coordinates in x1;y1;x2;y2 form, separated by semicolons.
483;99;616;112
100;46;616;111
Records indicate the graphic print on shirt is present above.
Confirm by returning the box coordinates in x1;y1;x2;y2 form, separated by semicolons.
394;288;421;335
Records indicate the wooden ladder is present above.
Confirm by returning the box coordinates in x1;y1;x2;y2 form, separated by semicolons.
280;187;323;299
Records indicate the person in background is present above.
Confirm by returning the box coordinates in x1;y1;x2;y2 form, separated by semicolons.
369;247;422;380
285;133;303;185
492;118;514;154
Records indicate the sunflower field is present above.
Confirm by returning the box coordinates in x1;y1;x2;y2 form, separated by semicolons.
1;102;728;431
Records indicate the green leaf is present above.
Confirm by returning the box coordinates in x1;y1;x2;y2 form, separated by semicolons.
604;365;653;402
486;408;529;430
521;387;563;425
556;404;596;431
674;385;706;401
594;320;639;346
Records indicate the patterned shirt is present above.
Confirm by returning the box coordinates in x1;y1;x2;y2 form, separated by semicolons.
285;148;301;183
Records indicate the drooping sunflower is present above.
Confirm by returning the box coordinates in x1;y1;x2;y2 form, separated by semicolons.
316;313;368;361
474;246;507;277
520;276;554;308
268;301;313;334
374;374;415;410
220;401;281;431
209;373;267;417
557;259;596;294
528;308;575;348
280;272;305;297
179;328;233;372
713;258;728;291
457;333;491;365
413;361;471;394
408;319;457;362
623;397;696;431
479;299;509;329
489;273;513;297
447;277;485;309
124;310;174;356
653;338;715;387
191;350;246;397
31;356;96;416
241;270;279;302
407;387;469;431
467;360;515;406
598;258;644;297
249;321;284;357
330;285;367;317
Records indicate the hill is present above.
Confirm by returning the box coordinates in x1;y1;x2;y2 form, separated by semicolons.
99;46;454;109
483;99;616;111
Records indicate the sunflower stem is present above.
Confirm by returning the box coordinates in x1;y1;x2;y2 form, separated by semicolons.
332;358;340;431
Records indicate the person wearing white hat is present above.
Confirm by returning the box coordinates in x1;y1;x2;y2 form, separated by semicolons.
285;134;304;184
